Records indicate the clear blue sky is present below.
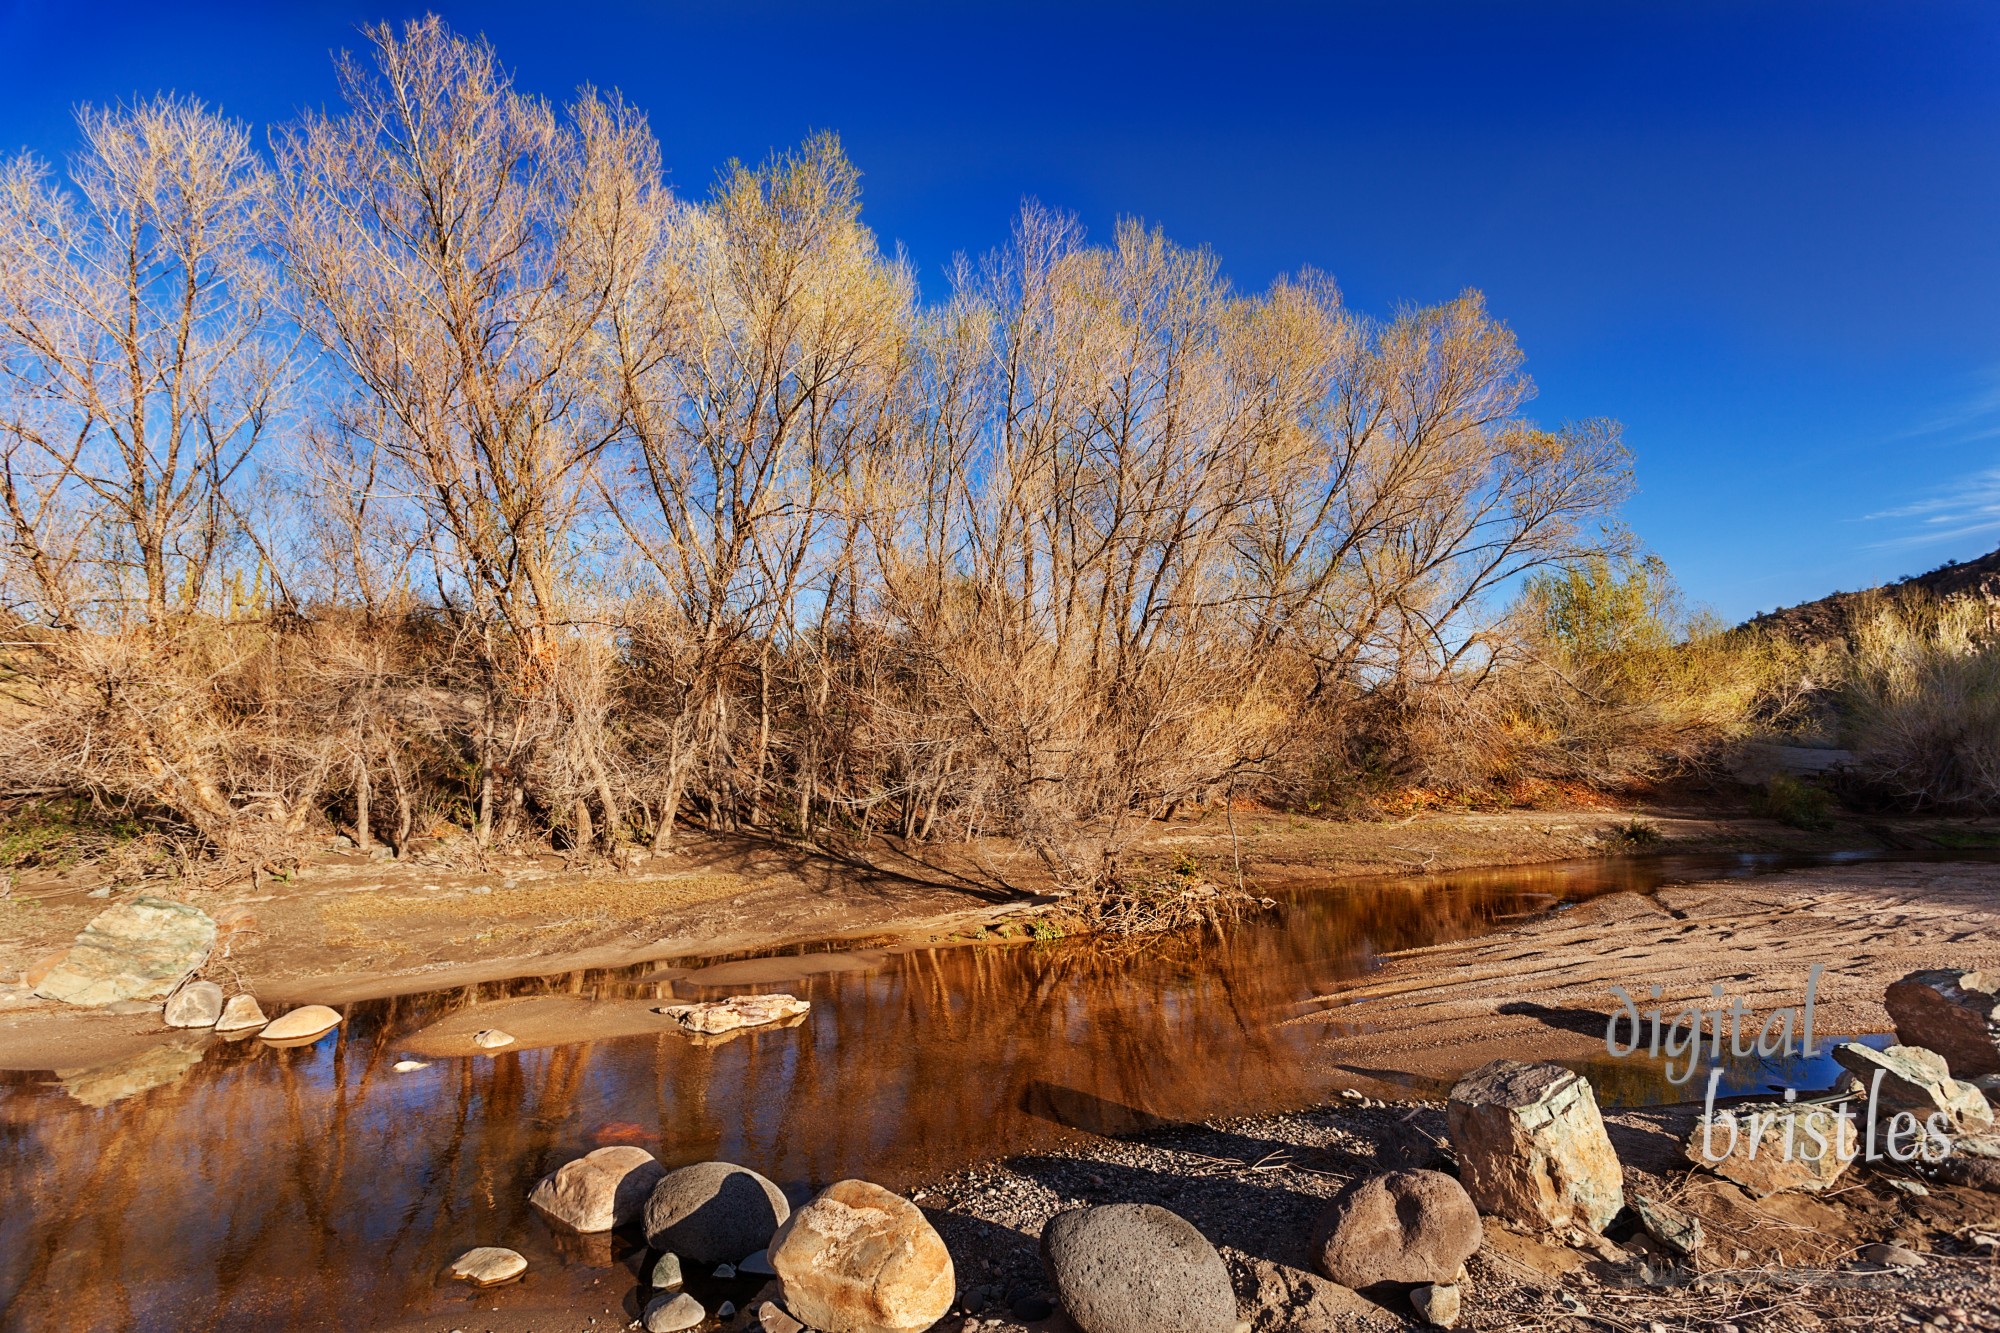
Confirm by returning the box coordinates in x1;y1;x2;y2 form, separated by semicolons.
3;0;1996;620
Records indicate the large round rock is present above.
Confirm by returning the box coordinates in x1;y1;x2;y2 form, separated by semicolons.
530;1145;668;1233
1040;1204;1237;1333
643;1161;790;1264
1310;1169;1483;1289
769;1179;955;1333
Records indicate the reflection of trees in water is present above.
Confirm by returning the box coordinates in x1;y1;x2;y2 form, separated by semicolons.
0;862;1639;1329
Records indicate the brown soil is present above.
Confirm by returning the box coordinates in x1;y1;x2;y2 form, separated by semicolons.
1300;858;2000;1094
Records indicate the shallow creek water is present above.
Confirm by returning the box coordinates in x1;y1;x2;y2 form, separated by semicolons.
0;851;1946;1329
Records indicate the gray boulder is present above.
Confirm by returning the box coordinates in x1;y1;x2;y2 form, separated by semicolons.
1310;1169;1482;1289
1040;1204;1237;1333
767;1179;955;1333
530;1145;667;1233
33;896;216;1007
643;1161;790;1264
1446;1060;1624;1232
163;980;224;1028
1832;1042;1994;1136
1885;970;2000;1078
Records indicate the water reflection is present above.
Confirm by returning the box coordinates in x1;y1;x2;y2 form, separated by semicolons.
0;850;1970;1330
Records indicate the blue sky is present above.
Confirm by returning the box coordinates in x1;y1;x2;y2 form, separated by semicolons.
2;0;1996;620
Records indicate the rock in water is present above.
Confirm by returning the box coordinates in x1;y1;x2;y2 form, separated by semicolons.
448;1247;527;1287
472;1028;515;1049
1687;1102;1856;1196
1040;1204;1238;1333
656;994;811;1035
1411;1282;1462;1328
1630;1194;1703;1257
650;1251;684;1289
1309;1169;1482;1289
740;1248;778;1277
1833;1041;1995;1135
215;994;267;1032
768;1179;955;1333
1446;1060;1624;1233
163;980;224;1028
530;1145;668;1233
643;1292;706;1332
259;1005;344;1041
33;897;216;1007
644;1161;791;1263
1885;970;2000;1078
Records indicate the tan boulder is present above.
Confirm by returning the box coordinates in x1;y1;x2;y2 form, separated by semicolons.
530;1145;668;1233
1446;1060;1624;1233
657;994;810;1036
1310;1169;1482;1288
1687;1102;1856;1196
769;1179;954;1333
448;1246;527;1286
259;1004;343;1042
163;980;224;1028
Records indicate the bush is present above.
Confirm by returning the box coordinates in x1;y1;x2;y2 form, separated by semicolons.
1756;775;1837;831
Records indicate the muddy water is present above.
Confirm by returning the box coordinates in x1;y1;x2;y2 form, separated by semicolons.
0;852;1935;1330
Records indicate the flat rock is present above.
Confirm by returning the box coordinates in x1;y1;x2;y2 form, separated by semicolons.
260;1005;344;1042
1885;970;2000;1078
768;1179;955;1333
214;994;267;1032
740;1247;777;1276
1310;1169;1482;1288
643;1292;705;1332
33;897;216;1007
656;994;810;1035
1446;1060;1624;1233
1041;1204;1238;1333
1688;1102;1856;1196
530;1145;667;1233
1230;1253;1403;1333
163;980;224;1028
449;1246;527;1286
643;1160;790;1263
1833;1041;1994;1135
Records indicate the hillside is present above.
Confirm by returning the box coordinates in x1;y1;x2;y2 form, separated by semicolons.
1744;545;2000;643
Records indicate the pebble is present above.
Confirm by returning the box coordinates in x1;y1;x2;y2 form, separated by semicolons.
393;1059;429;1072
1856;1242;1927;1269
650;1252;683;1290
713;1262;736;1279
642;1292;704;1332
473;1029;514;1049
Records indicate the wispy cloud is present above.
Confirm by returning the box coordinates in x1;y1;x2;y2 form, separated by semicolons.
1865;466;2000;549
1891;367;2000;448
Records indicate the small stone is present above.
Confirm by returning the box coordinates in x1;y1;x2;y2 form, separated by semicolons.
1411;1283;1461;1328
713;1262;737;1279
739;1248;777;1276
473;1028;514;1049
770;1179;956;1333
1888;1177;1930;1197
259;1004;344;1041
656;994;810;1035
1855;1242;1926;1270
1446;1060;1624;1232
393;1059;429;1072
1630;1194;1704;1258
1040;1203;1237;1333
530;1146;667;1233
643;1292;705;1332
1310;1169;1482;1288
751;1302;804;1333
716;1302;736;1320
650;1252;683;1290
163;980;224;1028
214;994;267;1032
449;1246;527;1287
643;1161;790;1264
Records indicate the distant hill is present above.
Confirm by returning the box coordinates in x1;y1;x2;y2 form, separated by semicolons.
1744;546;2000;644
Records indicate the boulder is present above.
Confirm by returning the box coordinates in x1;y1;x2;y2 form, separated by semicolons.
1885;970;2000;1078
215;994;267;1032
643;1292;706;1332
448;1246;527;1286
1411;1282;1461;1328
530;1146;668;1233
1445;1060;1624;1233
1629;1194;1703;1258
768;1179;955;1333
1231;1254;1403;1333
657;994;811;1035
163;980;224;1028
259;1005;343;1042
1309;1169;1482;1289
33;896;216;1007
644;1161;791;1263
1687;1102;1856;1196
1040;1204;1238;1333
1833;1041;1995;1136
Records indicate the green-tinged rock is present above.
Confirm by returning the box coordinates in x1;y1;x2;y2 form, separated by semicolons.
33;897;216;1007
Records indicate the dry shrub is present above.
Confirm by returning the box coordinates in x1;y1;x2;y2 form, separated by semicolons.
1841;597;2000;812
